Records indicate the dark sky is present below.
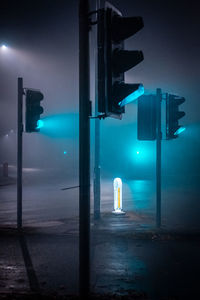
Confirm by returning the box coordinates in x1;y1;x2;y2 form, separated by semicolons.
0;0;200;180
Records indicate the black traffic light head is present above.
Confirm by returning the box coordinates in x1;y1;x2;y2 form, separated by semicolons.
25;89;44;132
137;95;157;140
166;94;185;139
98;2;144;119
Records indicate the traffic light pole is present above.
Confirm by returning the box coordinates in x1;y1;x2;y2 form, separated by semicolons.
94;108;101;220
79;0;91;297
94;0;101;220
17;77;23;230
156;88;162;228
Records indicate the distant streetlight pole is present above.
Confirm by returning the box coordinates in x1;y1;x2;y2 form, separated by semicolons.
156;88;162;228
94;0;101;220
79;0;91;297
17;77;23;230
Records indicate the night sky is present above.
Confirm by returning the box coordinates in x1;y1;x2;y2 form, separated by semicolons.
0;0;200;180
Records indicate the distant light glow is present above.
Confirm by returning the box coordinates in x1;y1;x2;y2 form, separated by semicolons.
119;84;144;107
36;120;44;129
63;151;67;155
128;144;155;165
174;126;186;135
1;45;8;50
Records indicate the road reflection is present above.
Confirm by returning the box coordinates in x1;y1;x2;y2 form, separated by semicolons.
100;179;155;215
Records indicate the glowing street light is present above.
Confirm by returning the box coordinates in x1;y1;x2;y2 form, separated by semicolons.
1;44;8;50
36;119;44;129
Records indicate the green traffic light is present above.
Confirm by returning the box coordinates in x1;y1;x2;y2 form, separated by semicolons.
36;120;44;129
174;126;186;136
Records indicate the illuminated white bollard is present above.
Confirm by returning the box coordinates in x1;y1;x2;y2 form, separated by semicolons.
112;178;125;214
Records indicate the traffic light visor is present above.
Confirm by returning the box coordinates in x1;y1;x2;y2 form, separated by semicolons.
112;15;144;42
117;84;144;107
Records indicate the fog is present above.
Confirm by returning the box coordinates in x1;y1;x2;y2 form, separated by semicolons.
0;0;200;187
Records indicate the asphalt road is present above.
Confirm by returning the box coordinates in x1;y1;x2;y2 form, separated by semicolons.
1;219;200;299
0;170;200;230
0;170;200;299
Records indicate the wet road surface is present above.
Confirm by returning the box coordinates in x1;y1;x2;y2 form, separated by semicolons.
0;171;200;298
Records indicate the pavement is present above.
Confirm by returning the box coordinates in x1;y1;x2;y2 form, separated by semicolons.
0;176;16;187
0;211;200;299
1;175;200;299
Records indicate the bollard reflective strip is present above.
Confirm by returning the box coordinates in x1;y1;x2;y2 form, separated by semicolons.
118;188;120;209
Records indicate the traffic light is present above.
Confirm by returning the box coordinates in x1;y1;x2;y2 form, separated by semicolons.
166;94;185;139
137;95;157;140
98;2;144;119
25;89;44;132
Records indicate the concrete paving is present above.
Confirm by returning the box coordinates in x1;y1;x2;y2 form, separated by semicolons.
0;212;200;299
1;173;200;299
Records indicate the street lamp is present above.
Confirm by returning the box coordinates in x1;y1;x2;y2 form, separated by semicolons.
1;44;8;50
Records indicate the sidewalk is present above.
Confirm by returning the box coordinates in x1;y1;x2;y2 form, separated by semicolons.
0;176;16;187
0;212;200;299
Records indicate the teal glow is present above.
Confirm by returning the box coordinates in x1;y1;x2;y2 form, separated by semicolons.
63;151;67;155
36;120;44;129
128;180;154;211
39;113;78;138
128;144;154;165
174;126;186;135
119;84;144;107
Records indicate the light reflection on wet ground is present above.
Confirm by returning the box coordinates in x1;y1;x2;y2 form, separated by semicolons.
1;171;200;230
1;172;200;297
98;177;200;230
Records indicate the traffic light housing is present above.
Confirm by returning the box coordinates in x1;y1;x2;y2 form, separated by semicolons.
25;89;44;132
137;95;157;140
166;94;185;139
98;2;144;119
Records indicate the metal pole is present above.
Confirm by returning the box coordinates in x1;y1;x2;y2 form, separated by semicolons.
94;0;101;220
94;119;100;219
79;0;90;297
17;77;23;230
156;88;162;228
